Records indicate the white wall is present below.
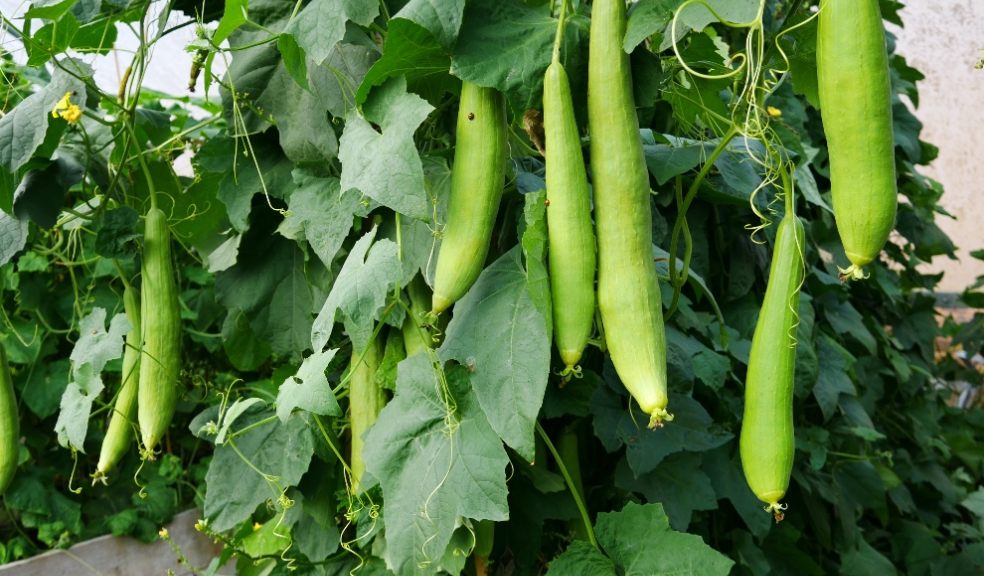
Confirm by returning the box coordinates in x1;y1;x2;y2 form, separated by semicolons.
1;0;215;96
893;0;984;293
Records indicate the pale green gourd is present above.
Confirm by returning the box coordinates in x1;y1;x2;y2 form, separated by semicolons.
588;0;670;428
545;48;596;374
137;207;180;456
431;83;508;315
739;212;806;521
817;0;897;280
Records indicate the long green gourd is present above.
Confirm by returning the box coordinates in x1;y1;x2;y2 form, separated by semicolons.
430;82;508;315
544;0;596;376
739;211;806;522
137;207;181;456
0;342;19;494
95;282;142;480
588;0;670;428
817;0;897;280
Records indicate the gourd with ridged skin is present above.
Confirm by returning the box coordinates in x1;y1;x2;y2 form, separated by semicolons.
588;0;670;428
137;207;181;456
817;0;897;280
739;212;806;522
430;83;508;315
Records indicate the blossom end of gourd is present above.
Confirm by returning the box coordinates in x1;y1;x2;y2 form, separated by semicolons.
647;408;673;430
837;263;869;282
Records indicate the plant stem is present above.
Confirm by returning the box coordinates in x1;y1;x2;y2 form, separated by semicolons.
535;423;598;549
667;127;738;317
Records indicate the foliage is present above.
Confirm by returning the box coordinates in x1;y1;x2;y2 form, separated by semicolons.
0;0;982;574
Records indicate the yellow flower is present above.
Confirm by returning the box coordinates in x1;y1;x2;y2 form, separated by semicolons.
158;527;170;539
766;106;782;118
51;91;82;124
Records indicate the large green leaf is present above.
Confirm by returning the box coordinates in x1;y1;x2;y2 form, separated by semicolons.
362;355;509;575
6;469;83;545
0;210;29;266
275;348;342;422
379;154;451;283
614;453;718;531
662;0;759;50
396;0;466;49
19;358;70;420
222;41;335;162
221;309;273;371
288;0;378;65
339;77;433;220
200;135;295;233
625;0;682;52
546;540;617;576
55;308;131;451
451;0;588;111
439;247;551;461
277;172;365;268
0;61;88;211
203;408;315;532
214;224;313;361
355;18;455;106
813;334;856;421
840;538;898;575
12;154;83;229
522;190;551;336
593;389;732;476
292;464;343;561
311;227;402;352
594;501;734;575
701;445;772;537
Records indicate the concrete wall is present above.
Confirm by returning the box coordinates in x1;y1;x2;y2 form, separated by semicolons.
893;0;984;293
0;510;229;575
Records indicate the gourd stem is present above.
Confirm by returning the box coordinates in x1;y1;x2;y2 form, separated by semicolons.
113;260;132;293
124;120;158;211
551;0;568;65
781;164;795;216
314;415;352;475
